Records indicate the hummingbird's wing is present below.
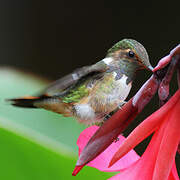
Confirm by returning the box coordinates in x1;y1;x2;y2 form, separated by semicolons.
8;61;108;109
42;62;108;97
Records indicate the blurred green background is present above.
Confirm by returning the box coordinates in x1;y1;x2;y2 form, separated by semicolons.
0;0;179;179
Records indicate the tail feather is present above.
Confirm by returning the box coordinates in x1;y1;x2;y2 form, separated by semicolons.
7;96;47;108
7;95;68;115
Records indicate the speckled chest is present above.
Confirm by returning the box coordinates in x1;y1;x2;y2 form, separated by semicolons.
90;72;132;109
74;72;132;125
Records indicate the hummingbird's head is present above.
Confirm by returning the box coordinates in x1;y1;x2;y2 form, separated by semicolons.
106;39;153;71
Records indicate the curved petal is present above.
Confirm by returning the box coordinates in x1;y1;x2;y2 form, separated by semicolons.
77;126;139;172
168;162;179;180
109;90;180;167
109;125;166;180
109;161;179;180
109;91;180;180
153;99;180;180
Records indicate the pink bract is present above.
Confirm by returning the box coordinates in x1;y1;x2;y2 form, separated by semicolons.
77;125;139;172
74;44;180;179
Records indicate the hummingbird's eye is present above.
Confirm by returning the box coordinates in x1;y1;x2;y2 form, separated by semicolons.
128;51;135;58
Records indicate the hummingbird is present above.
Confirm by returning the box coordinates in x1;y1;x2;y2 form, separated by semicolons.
8;39;153;125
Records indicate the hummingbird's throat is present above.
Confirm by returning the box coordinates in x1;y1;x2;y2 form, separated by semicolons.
116;60;139;82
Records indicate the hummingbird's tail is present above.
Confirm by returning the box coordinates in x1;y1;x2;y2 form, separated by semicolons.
7;95;70;116
7;96;47;108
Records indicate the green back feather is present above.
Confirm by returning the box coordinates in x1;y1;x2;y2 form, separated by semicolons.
62;83;89;103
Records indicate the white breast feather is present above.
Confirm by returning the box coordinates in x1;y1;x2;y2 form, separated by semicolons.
107;73;132;102
74;104;95;121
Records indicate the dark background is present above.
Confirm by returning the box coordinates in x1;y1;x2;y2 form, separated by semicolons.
0;0;179;172
0;1;179;79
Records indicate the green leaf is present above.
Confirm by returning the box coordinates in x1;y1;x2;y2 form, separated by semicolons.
0;68;112;180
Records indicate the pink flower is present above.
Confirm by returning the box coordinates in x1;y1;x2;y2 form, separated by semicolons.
77;126;139;172
109;89;180;180
72;44;180;179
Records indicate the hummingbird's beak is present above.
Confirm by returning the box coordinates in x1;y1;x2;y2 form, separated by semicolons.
141;63;154;72
142;60;154;72
147;65;154;71
138;57;153;72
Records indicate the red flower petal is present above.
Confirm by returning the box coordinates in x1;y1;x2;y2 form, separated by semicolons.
109;127;165;180
109;125;179;180
77;126;139;172
109;90;180;167
153;99;180;180
169;162;179;180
